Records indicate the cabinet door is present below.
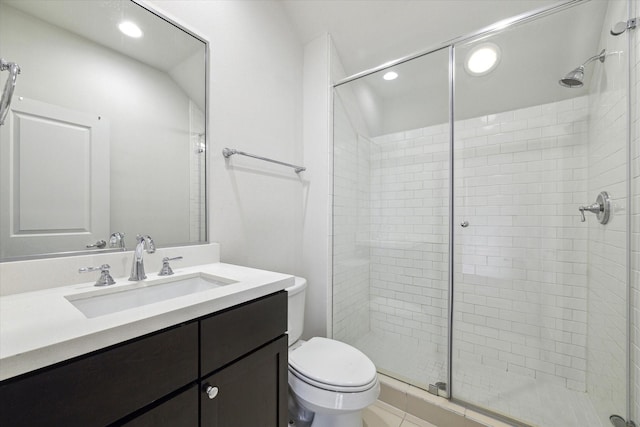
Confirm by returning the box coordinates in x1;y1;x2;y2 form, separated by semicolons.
121;385;198;427
201;335;288;427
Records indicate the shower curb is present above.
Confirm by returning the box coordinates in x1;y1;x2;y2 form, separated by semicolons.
377;374;518;427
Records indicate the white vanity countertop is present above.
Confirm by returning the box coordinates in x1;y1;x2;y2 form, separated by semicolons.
0;262;293;381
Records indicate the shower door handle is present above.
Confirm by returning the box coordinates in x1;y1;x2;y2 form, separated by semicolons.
460;221;469;228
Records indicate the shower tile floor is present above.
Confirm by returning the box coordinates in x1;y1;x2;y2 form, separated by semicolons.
353;331;603;427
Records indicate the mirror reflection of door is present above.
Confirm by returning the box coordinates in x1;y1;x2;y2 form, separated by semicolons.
0;0;207;260
0;97;109;259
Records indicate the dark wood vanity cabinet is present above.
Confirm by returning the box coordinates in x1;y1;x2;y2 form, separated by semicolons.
0;291;287;427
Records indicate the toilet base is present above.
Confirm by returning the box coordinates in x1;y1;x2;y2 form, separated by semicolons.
289;392;364;427
310;410;363;427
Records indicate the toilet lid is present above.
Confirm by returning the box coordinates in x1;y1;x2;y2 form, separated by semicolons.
289;337;377;389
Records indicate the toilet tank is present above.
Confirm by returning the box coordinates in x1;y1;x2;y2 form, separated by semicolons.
286;277;307;346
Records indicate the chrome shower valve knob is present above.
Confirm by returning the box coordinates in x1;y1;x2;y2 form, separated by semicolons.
578;191;610;224
578;203;601;222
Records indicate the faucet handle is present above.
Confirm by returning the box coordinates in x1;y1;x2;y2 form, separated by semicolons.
86;240;107;249
79;264;116;287
158;256;183;276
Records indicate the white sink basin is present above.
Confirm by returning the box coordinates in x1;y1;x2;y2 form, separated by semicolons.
66;273;236;318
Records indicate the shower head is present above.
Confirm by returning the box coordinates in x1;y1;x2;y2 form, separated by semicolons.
559;49;605;88
559;65;585;88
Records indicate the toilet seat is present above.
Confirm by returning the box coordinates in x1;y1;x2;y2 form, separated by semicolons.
288;337;377;393
289;365;378;393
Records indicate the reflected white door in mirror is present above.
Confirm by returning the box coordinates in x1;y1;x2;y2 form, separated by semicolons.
0;97;109;259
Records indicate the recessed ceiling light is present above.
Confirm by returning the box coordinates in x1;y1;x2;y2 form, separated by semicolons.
464;43;501;76
383;71;398;81
119;21;143;38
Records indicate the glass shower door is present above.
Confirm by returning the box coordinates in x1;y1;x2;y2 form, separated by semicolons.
451;1;630;426
333;47;450;391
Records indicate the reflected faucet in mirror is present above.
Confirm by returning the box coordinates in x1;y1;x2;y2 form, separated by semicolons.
129;235;155;281
109;232;126;250
0;58;21;126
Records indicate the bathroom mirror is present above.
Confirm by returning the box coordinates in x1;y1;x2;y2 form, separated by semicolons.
0;0;208;260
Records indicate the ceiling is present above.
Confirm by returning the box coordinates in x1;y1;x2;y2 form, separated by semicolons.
2;0;204;72
281;0;564;78
281;0;611;136
2;0;207;109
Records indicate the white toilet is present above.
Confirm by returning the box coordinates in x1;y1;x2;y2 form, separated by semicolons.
286;277;380;427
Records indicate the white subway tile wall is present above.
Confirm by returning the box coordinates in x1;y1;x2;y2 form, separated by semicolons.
334;92;595;388
585;0;629;419
452;96;591;393
369;122;450;356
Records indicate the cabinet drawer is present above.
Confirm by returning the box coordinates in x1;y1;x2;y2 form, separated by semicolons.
200;291;287;375
0;322;198;427
122;385;198;427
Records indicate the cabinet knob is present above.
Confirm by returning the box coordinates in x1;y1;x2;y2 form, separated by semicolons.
205;385;219;400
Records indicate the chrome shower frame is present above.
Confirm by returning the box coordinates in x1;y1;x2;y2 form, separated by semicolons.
334;1;585;87
0;58;21;126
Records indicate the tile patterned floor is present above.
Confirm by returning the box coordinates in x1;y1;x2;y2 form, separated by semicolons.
453;361;602;427
354;331;603;427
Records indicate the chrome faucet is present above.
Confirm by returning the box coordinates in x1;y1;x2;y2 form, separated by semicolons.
129;235;155;281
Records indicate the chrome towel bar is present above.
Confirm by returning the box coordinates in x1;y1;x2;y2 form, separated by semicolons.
222;147;306;174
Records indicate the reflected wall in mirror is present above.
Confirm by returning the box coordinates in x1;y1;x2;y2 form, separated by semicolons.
0;0;208;260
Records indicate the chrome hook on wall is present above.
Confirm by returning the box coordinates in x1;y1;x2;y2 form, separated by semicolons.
578;191;611;224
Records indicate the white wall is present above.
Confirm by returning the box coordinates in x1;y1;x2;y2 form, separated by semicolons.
301;34;332;339
147;0;305;275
